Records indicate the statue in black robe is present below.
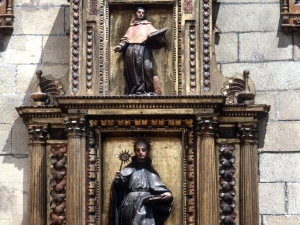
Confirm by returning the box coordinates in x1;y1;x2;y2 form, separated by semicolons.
108;140;173;225
113;7;166;95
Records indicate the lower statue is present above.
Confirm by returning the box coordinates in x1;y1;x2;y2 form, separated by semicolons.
108;139;173;225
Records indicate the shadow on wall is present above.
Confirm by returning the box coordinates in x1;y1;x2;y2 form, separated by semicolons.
0;4;70;225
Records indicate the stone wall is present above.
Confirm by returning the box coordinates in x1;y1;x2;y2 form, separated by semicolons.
214;0;300;224
0;0;299;224
0;0;69;224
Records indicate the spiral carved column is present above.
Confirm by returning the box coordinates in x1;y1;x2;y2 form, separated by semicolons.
238;124;259;225
27;125;48;224
197;117;218;225
64;117;86;224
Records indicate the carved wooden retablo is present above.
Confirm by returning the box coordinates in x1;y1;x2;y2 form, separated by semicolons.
16;0;270;225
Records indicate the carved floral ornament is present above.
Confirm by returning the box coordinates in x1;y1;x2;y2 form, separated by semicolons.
63;117;86;136
27;125;48;143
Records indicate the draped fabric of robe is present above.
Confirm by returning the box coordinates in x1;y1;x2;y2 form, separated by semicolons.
119;20;165;95
108;157;173;225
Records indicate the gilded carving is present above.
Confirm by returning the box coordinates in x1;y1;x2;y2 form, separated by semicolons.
196;117;218;135
50;145;67;225
99;0;105;95
189;25;196;92
28;125;48;143
87;26;93;91
203;0;210;92
63;117;86;136
238;124;258;143
219;144;236;225
71;0;80;93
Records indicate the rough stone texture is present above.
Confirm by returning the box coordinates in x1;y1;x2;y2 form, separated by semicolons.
0;36;42;64
293;33;300;61
215;4;279;32
262;215;300;225
14;7;65;35
239;32;293;61
15;0;68;6
0;95;24;123
278;90;300;120
259;183;285;214
255;91;277;121
214;33;238;62
0;124;12;153
261;122;300;151
12;118;29;154
287;183;300;214
260;153;300;182
43;35;69;64
0;65;16;94
221;62;300;91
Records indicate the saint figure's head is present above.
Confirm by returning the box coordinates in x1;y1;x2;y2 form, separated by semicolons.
134;139;150;162
135;7;145;20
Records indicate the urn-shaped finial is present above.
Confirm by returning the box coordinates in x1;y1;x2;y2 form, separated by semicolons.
31;70;48;106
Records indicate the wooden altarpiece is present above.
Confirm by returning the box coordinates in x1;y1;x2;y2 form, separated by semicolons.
16;0;270;225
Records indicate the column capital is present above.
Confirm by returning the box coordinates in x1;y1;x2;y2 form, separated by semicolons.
27;124;48;144
238;123;258;143
196;116;218;136
63;116;86;136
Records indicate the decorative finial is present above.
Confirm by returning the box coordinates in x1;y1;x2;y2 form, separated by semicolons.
31;70;48;106
237;70;255;105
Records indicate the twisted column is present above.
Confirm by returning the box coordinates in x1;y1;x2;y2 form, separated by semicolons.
64;116;86;224
238;124;259;225
197;117;218;225
27;125;48;224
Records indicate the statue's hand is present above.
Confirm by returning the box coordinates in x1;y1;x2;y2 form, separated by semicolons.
114;171;121;182
113;45;122;53
161;192;172;201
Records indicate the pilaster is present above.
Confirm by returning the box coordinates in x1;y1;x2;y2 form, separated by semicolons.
27;124;48;224
238;123;259;225
63;116;86;224
197;116;218;225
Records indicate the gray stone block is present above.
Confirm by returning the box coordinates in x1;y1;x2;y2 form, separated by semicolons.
287;183;300;214
43;35;69;64
14;7;64;35
259;183;285;214
0;65;17;94
278;90;300;120
215;33;238;63
260;153;300;182
221;62;300;91
240;32;292;61
215;4;279;32
262;215;300;225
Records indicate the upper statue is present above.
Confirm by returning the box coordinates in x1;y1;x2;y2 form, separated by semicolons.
113;7;167;96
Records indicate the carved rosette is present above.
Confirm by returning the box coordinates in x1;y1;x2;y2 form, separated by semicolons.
203;0;210;92
190;25;196;92
87;26;93;91
219;144;237;225
72;0;80;93
63;117;85;136
238;124;257;143
28;125;48;143
99;0;104;94
50;145;67;225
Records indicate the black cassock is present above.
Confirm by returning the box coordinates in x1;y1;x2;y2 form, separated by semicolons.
108;156;173;225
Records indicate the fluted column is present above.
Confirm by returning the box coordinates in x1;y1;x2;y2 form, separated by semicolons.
64;116;86;225
197;117;218;225
238;124;259;225
27;125;48;224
